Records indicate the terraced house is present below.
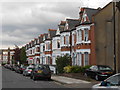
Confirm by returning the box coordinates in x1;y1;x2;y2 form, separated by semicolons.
25;7;99;73
71;8;99;66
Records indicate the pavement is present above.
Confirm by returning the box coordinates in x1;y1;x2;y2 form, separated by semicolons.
51;75;91;84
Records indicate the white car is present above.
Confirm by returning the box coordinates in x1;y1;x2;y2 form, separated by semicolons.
92;73;120;90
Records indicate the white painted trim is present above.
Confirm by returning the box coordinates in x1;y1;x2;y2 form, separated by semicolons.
35;45;40;47
76;25;90;30
34;56;40;58
60;32;70;36
76;49;90;54
61;51;70;54
45;54;51;56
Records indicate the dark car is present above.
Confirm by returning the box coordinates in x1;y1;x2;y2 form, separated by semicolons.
84;65;114;81
30;64;51;81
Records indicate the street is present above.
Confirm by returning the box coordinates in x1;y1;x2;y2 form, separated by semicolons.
2;67;95;89
2;67;65;88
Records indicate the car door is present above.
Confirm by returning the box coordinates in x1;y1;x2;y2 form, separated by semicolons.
89;66;97;78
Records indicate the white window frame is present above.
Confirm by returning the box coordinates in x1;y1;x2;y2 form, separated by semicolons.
84;52;89;66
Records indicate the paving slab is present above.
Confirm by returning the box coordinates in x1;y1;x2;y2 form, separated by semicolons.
51;75;91;84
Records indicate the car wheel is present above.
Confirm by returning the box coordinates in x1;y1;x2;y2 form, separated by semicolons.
47;77;51;81
95;75;99;81
33;75;36;81
30;75;33;79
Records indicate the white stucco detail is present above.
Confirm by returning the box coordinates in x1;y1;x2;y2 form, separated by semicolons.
76;49;90;54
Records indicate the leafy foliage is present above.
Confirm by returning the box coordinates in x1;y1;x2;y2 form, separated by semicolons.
64;65;91;73
20;47;27;64
14;47;21;64
56;55;71;73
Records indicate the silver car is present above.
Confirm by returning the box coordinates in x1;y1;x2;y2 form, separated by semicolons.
92;73;120;90
23;66;34;76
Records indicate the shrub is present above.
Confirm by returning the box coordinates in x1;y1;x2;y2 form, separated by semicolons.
63;65;91;73
71;66;82;73
81;65;91;73
64;65;72;73
56;55;71;73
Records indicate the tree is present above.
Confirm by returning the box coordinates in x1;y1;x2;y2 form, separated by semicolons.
14;47;21;64
20;47;27;64
56;55;71;73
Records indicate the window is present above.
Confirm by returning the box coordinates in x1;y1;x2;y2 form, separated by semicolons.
36;47;40;52
48;42;51;50
72;34;74;46
84;28;89;41
57;41;60;48
77;30;82;42
43;45;45;51
48;56;51;65
106;75;120;86
78;53;82;66
84;52;89;66
66;35;69;45
61;36;64;45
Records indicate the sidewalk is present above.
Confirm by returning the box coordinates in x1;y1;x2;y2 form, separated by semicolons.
51;75;91;84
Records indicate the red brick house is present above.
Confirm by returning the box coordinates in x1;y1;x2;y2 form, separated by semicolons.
71;8;99;66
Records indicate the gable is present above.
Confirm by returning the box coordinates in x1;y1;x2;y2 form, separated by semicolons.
81;10;90;24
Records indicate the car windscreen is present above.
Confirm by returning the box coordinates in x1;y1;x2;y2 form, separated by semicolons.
36;65;49;70
98;66;112;71
28;67;33;69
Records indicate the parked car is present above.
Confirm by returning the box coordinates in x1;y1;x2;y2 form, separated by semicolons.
30;64;51;81
4;64;8;68
23;66;34;76
92;73;120;90
9;65;14;71
84;65;114;81
14;65;20;73
17;65;27;74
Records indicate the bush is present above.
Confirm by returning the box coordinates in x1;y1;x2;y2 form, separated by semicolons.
63;65;91;73
80;65;91;73
64;65;72;73
71;66;82;73
56;55;71;73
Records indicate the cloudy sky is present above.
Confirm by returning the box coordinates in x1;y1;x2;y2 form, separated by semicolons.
0;0;112;49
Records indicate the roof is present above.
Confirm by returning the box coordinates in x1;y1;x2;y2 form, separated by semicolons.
79;7;99;24
85;8;99;22
58;21;66;32
48;29;57;39
66;19;80;30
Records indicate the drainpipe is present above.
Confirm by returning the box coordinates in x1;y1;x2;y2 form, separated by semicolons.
70;30;72;66
113;2;116;74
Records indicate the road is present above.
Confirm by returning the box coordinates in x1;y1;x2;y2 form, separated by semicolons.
2;67;95;89
2;67;65;88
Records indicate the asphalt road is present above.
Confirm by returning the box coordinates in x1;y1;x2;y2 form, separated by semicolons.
2;67;65;88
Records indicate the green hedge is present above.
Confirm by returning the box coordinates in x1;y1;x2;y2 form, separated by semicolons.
64;65;91;73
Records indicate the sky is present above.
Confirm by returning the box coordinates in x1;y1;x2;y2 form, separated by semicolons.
0;0;112;49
